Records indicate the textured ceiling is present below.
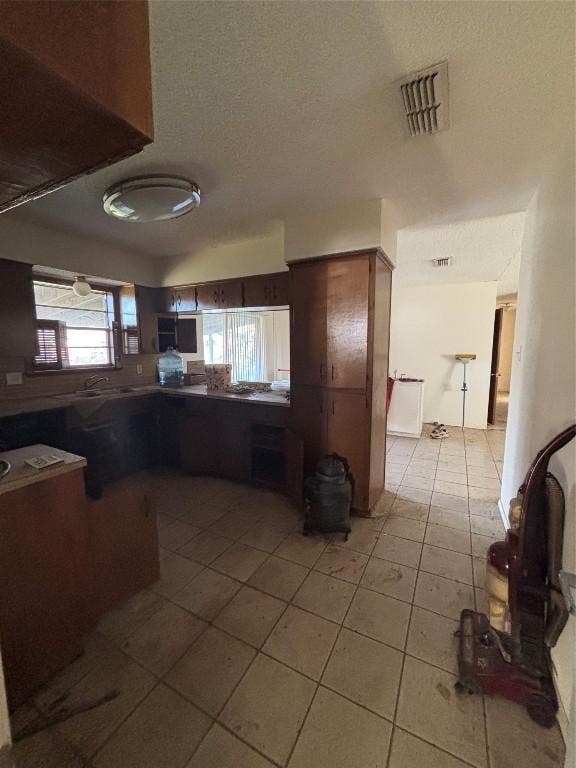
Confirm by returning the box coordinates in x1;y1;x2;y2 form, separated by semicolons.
1;1;573;262
394;212;525;296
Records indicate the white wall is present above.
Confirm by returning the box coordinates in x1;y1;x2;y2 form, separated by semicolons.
500;143;575;744
160;230;285;286
284;199;389;262
0;215;158;286
389;282;497;429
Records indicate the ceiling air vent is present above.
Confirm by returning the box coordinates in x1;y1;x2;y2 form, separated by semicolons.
398;61;449;137
432;257;452;268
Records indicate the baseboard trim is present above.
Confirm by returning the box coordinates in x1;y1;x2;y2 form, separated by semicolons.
498;496;508;529
552;668;570;744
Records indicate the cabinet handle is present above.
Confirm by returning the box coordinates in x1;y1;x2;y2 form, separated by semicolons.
213;290;219;304
319;363;324;383
331;364;335;381
177;295;182;309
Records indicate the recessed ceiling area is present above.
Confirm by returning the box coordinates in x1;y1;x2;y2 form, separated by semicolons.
0;1;572;282
395;212;526;296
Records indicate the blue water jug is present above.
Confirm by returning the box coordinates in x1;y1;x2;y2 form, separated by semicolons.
157;348;184;387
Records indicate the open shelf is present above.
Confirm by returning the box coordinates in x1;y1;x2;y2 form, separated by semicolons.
250;424;286;489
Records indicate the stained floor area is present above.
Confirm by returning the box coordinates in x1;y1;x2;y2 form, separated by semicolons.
8;426;565;768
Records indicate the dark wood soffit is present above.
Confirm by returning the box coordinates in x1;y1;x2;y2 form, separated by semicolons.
168;270;290;292
286;247;395;270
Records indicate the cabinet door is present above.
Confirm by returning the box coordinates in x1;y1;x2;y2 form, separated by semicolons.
286;429;304;509
220;280;243;309
135;285;160;353
243;276;268;308
196;284;222;310
0;259;36;364
158;288;177;313
290;262;328;386
179;403;220;474
174;287;196;313
87;482;159;618
326;391;370;512
326;257;370;389
0;470;92;708
243;274;290;307
290;385;327;475
177;317;198;354
218;404;250;481
268;275;290;306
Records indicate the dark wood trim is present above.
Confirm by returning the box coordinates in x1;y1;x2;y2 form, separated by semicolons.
168;270;290;292
286;247;394;271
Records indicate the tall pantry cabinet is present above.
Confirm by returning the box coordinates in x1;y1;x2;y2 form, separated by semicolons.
289;249;393;514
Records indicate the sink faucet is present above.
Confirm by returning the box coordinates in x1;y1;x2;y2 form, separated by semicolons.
83;375;110;390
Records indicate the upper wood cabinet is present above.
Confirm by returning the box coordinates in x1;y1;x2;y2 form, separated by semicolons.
0;0;153;212
243;273;290;307
196;281;243;310
290;257;370;389
166;287;196;313
0;259;37;365
326;258;370;389
135;286;161;354
290;261;328;387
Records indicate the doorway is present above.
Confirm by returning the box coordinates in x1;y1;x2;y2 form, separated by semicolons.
487;302;516;426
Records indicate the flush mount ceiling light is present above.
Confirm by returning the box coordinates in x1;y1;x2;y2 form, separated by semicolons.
72;276;91;297
102;176;201;222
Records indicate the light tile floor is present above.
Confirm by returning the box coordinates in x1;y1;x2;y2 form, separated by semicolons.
8;427;566;768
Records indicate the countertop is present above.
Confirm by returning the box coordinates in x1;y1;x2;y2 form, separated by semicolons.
0;397;71;419
0;444;87;496
0;383;289;419
160;384;290;407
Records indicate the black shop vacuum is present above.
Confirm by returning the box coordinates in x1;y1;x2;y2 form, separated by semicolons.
456;424;575;727
303;454;352;541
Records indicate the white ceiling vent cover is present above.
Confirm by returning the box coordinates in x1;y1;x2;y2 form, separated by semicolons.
398;61;449;137
432;257;452;268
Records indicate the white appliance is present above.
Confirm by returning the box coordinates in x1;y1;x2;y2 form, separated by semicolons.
387;379;425;438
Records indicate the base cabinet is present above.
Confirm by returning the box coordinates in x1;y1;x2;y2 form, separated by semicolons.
87;481;159;618
0;467;159;710
0;469;93;709
291;387;370;511
173;397;298;496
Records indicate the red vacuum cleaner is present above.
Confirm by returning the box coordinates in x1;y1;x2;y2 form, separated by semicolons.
456;424;575;727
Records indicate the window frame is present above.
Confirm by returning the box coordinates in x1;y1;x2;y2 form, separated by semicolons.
31;277;124;374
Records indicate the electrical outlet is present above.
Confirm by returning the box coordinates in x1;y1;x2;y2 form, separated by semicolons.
6;372;23;386
136;364;143;375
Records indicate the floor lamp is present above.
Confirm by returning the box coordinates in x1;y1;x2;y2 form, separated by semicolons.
454;353;477;429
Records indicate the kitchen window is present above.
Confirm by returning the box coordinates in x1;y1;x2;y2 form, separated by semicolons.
33;280;117;369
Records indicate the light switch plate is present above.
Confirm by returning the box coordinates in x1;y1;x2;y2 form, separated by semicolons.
6;372;23;386
136;364;143;375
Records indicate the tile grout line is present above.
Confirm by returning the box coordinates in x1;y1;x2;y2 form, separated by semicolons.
281;524;381;767
384;435;438;768
463;430;492;768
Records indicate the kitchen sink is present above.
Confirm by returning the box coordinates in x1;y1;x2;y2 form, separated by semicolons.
55;386;140;401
